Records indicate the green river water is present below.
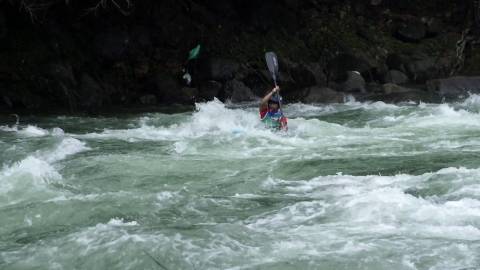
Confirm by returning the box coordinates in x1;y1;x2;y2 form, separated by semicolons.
1;97;480;270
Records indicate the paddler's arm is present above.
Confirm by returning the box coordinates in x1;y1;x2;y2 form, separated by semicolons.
259;86;280;110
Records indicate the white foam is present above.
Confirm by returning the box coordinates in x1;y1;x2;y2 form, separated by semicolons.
19;125;49;137
106;218;138;226
42;137;89;163
260;167;480;235
0;156;62;197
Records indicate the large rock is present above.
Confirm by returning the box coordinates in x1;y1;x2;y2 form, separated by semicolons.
225;79;256;102
178;87;198;104
406;56;437;83
198;80;222;101
153;73;185;103
339;71;366;93
395;20;426;42
303;62;327;86
327;53;372;82
382;83;417;95
303;87;344;103
384;70;409;84
427;76;480;99
280;58;321;87
367;84;439;103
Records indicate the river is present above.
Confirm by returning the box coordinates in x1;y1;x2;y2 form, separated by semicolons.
1;97;480;269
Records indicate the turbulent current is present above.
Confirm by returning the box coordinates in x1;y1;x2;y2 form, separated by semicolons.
2;96;480;270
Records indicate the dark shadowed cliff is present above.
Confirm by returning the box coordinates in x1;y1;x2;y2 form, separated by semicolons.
1;0;480;113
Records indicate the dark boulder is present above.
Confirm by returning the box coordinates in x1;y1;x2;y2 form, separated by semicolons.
382;83;417;95
384;70;409;84
198;80;223;101
178;87;199;104
327;53;372;82
302;86;344;103
427;76;480;99
225;79;256;102
395;20;426;42
339;71;366;93
278;58;317;88
367;83;440;103
303;62;327;86
406;56;437;83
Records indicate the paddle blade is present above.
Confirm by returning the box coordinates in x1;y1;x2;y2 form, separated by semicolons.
265;51;279;84
188;44;201;60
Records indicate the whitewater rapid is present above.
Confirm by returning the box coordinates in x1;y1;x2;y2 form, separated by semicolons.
1;97;480;269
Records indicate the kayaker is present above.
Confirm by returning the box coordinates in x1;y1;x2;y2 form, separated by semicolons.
259;86;288;131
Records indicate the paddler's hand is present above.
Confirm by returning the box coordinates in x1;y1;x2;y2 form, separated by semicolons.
272;86;280;94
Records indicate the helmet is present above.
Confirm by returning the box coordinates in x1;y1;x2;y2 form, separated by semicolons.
268;95;282;104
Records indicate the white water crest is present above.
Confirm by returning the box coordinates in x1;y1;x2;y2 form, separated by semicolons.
2;97;480;269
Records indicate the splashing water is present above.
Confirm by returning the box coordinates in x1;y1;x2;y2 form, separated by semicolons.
1;97;480;269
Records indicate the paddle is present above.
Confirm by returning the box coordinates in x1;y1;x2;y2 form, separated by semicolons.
265;51;282;110
265;52;279;86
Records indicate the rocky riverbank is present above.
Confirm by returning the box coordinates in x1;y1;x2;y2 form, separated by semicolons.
1;0;480;113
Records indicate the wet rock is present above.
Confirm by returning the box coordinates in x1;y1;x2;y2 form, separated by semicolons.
178;87;198;104
302;86;344;103
281;60;318;88
406;56;437;83
300;62;326;86
225;79;256;102
382;83;416;95
339;71;366;93
199;80;223;101
139;94;157;105
327;53;372;82
367;84;439;103
384;70;409;84
374;91;438;103
395;20;426;42
427;76;480;99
